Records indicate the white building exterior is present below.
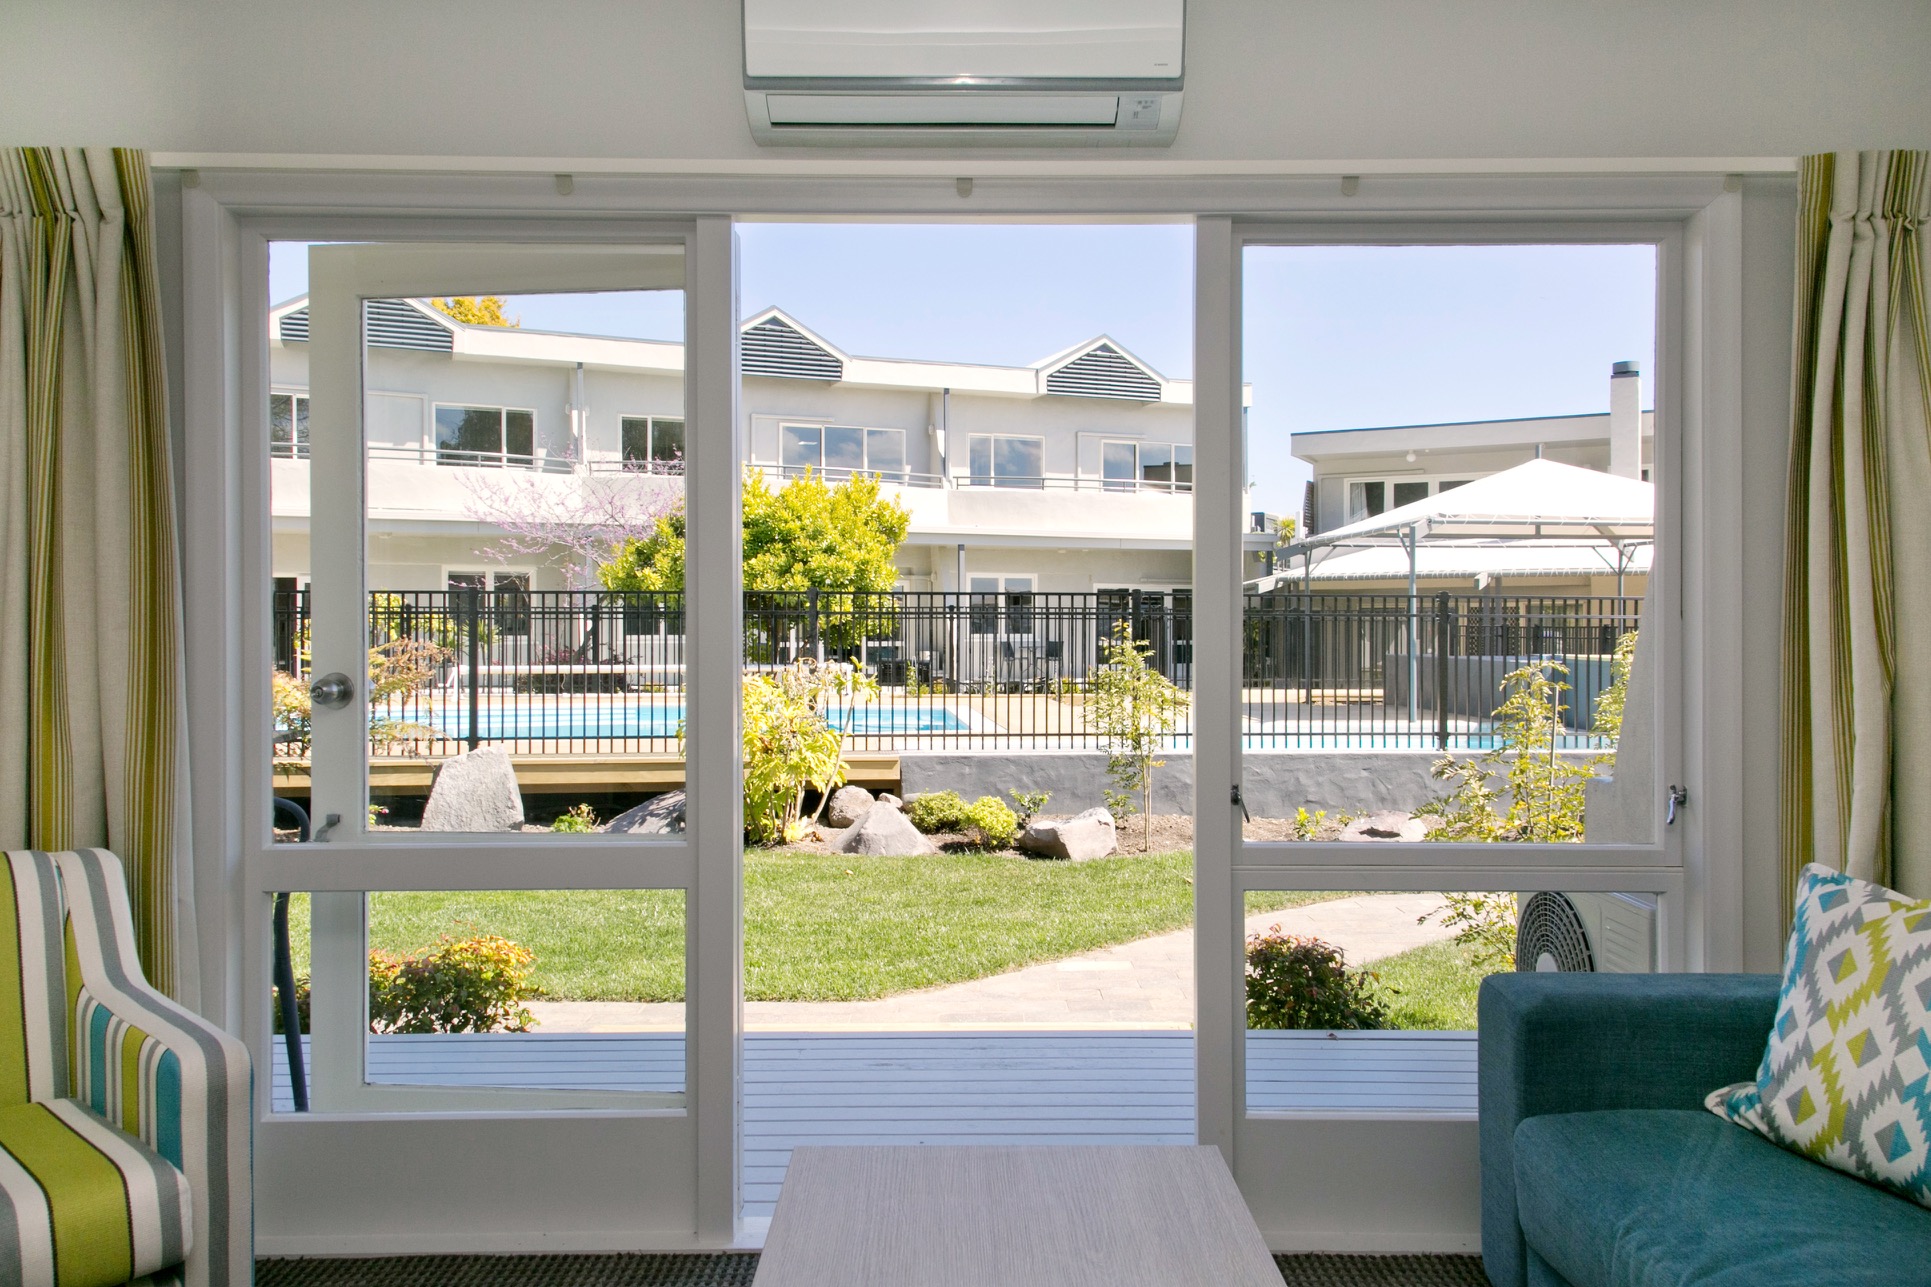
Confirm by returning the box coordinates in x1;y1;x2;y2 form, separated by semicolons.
267;297;1267;602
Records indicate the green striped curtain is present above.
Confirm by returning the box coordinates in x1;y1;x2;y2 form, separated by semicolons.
0;148;195;1000
1782;150;1931;917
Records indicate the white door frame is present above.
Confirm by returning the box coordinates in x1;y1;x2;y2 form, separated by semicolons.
1193;211;1740;1250
178;171;1746;1255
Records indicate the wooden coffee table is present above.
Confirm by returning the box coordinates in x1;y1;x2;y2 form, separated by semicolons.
752;1145;1280;1287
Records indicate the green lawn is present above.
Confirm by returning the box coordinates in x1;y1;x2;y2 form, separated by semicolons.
1367;938;1503;1030
281;853;1337;1003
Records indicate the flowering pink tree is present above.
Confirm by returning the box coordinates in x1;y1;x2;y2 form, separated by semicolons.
456;457;683;588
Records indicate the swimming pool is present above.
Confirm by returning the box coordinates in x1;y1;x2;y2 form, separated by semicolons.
417;699;970;740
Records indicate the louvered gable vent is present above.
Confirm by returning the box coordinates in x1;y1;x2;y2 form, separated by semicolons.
278;299;455;353
1045;344;1160;401
740;316;842;381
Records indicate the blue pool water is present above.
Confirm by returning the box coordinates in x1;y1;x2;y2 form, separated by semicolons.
421;701;968;740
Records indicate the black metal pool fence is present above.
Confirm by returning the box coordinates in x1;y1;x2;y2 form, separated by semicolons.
271;588;1641;756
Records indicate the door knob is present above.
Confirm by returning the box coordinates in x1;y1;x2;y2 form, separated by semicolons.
309;672;354;709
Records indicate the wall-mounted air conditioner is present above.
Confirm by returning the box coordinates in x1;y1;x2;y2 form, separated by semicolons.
1516;891;1657;974
744;0;1184;147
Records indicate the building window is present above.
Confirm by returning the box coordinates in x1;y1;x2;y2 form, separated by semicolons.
621;416;685;473
966;434;1044;488
1345;476;1473;524
448;571;531;634
435;404;536;468
969;576;1035;636
1101;440;1194;493
270;392;310;459
779;423;907;482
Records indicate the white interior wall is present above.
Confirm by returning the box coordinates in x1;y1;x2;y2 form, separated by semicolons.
4;2;1927;160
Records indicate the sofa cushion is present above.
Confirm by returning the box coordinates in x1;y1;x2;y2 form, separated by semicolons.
1707;862;1931;1206
1514;1109;1931;1287
0;1099;191;1287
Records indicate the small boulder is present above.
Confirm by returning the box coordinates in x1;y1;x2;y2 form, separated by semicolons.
420;746;525;832
878;792;903;808
606;790;686;835
835;802;938;856
1338;810;1429;843
1018;807;1117;861
826;785;876;828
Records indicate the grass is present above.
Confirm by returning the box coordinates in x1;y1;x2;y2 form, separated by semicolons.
280;853;1339;1003
1366;938;1504;1030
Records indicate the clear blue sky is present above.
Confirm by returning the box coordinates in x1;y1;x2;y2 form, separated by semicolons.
269;229;1655;516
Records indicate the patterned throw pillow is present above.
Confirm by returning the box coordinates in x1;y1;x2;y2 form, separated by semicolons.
1706;863;1931;1205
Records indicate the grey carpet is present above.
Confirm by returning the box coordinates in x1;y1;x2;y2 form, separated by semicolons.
256;1252;1489;1285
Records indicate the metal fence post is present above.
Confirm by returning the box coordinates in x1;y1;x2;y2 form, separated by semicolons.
808;586;822;662
1435;591;1451;751
465;585;481;751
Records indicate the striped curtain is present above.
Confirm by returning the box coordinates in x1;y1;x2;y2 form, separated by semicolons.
0;149;196;1001
1782;150;1931;915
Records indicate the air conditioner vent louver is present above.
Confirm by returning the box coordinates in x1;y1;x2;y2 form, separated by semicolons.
1517;892;1595;973
278;300;454;353
1046;344;1161;401
741;316;843;381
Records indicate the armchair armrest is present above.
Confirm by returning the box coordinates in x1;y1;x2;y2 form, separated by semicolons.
58;849;252;1287
1478;972;1779;1287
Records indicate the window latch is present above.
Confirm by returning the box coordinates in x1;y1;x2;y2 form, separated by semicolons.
1231;785;1251;823
1666;785;1688;826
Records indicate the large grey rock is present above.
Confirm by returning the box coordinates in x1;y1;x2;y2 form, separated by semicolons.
1018;807;1117;861
420;746;525;832
834;802;938;856
826;785;876;828
606;790;686;835
1338;810;1429;843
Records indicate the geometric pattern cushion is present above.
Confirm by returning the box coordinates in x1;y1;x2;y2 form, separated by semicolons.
1707;862;1931;1206
0;1098;192;1287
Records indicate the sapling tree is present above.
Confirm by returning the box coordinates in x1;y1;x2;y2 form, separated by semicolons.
1087;618;1190;850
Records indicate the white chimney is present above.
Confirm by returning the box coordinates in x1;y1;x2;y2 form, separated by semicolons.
1609;360;1643;479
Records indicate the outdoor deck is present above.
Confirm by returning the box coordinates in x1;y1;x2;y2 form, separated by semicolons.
271;1030;1477;1216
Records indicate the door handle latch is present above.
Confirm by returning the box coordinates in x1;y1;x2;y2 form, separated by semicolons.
1666;785;1688;826
310;672;354;709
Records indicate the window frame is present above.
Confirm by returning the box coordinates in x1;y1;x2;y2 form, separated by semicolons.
269;388;311;459
775;419;907;481
965;432;1046;488
620;413;687;473
431;400;540;469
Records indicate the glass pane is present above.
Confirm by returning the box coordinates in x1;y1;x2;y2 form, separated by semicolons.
1140;442;1175;488
866;427;906;481
1242;886;1655;1115
621;416;651;466
824;425;865;477
271;888;687;1110
1173;444;1193;491
493;573;531;635
969;575;999;635
782;424;821;472
995;436;1043;488
504;410;534;463
650;419;685;467
968;434;992;484
436;406;505;466
1242;242;1657;849
270;394;296;456
1005;589;1034;636
1102;441;1137;491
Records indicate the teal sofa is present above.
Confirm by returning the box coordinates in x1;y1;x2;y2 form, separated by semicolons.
1479;972;1931;1287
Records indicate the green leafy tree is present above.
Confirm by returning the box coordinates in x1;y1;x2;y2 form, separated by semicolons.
601;469;910;650
1088;618;1191;850
1424;660;1592;844
430;296;519;327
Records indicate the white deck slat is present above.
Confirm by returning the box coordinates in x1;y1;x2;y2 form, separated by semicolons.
269;1029;1477;1211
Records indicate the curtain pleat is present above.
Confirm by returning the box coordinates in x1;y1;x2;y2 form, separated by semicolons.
0;148;196;1001
1782;150;1931;917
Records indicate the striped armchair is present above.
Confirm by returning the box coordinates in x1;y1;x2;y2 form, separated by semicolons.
1;849;251;1287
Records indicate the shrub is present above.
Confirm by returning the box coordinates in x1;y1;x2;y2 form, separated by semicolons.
1007;789;1051;825
962;796;1019;849
1088;619;1189;850
272;975;311;1035
368;934;538;1034
905;789;970;834
1423;661;1592;843
1425;891;1519;970
737;659;877;845
551;802;599;833
1245;929;1390;1030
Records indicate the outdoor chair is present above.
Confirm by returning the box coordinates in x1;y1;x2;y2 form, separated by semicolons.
0;848;251;1287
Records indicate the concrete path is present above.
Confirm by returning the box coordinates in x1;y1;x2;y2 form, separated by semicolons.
524;892;1455;1033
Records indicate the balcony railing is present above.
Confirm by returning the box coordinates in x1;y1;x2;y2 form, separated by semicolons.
272;589;1641;757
